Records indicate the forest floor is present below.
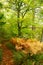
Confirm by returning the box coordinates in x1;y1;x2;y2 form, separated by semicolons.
0;43;14;65
0;38;43;65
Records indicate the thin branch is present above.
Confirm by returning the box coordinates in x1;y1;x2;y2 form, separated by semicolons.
21;6;30;18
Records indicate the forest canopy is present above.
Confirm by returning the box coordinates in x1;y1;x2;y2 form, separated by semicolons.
0;0;43;41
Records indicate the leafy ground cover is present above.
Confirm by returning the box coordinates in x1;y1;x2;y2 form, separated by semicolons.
0;38;43;65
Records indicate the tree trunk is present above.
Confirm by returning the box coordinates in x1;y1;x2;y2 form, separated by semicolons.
32;8;35;38
17;2;21;37
40;28;43;42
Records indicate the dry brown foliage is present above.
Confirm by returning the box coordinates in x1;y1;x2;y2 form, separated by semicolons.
10;38;43;54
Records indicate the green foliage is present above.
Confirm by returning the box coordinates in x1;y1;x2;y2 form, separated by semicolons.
22;59;33;65
0;2;3;9
28;53;43;65
0;13;4;19
0;48;3;64
13;52;43;65
0;0;43;40
0;22;6;25
34;53;43;61
5;42;15;51
13;51;26;65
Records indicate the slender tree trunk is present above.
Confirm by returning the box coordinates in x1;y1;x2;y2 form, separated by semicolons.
32;8;35;30
32;8;35;38
17;2;21;37
40;28;43;42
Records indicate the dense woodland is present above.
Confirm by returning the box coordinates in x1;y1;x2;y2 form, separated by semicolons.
0;0;43;65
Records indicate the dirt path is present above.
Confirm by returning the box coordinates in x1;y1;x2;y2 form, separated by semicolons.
0;44;14;65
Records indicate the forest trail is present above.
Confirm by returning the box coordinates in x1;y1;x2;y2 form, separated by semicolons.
0;43;14;65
